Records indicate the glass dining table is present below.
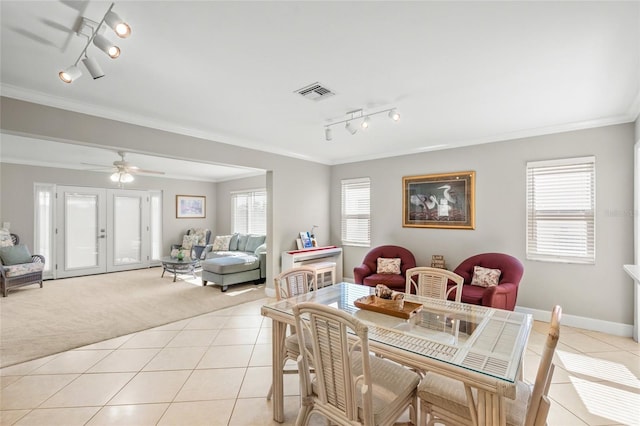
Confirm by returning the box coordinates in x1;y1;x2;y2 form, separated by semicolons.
261;282;532;425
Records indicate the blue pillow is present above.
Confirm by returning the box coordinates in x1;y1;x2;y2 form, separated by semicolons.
245;235;266;252
0;244;32;265
236;234;249;251
228;233;240;251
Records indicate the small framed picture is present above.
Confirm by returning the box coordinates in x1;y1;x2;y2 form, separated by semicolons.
176;195;206;218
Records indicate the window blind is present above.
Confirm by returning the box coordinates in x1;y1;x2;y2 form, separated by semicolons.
231;190;267;234
341;177;370;247
526;156;595;264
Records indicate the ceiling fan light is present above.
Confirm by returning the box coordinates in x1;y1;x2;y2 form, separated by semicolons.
104;11;131;38
345;121;357;135
121;172;134;183
82;57;104;79
58;65;82;83
388;108;400;121
110;172;121;182
93;34;120;59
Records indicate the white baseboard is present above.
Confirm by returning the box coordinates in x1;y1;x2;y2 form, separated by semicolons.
515;306;633;337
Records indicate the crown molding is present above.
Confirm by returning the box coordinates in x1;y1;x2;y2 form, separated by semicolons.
2;83;636;168
0;84;324;164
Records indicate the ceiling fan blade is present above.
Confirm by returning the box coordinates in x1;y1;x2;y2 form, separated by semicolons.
81;162;114;169
133;169;165;175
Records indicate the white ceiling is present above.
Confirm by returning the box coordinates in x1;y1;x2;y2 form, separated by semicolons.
1;1;639;179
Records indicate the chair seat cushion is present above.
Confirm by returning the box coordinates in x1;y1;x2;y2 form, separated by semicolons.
362;273;405;291
418;372;531;426
356;353;421;422
310;351;420;423
448;284;485;305
3;262;44;277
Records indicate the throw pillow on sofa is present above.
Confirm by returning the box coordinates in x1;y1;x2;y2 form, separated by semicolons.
245;235;266;252
377;258;401;274
228;233;240;250
0;244;32;265
470;265;501;287
236;234;250;251
211;235;232;251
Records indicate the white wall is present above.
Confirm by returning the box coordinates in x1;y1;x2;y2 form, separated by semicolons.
331;123;635;327
0;97;331;295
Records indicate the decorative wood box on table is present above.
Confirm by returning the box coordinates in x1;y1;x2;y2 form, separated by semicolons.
354;295;423;319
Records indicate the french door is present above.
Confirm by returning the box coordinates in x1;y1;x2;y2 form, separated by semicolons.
55;186;150;278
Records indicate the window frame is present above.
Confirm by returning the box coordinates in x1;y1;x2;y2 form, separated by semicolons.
230;188;267;235
526;156;596;264
341;177;371;247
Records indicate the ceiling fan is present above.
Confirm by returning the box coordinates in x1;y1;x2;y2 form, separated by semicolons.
83;151;165;183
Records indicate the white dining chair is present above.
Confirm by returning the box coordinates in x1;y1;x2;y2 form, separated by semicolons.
293;301;421;426
405;266;464;302
266;266;317;401
418;305;562;426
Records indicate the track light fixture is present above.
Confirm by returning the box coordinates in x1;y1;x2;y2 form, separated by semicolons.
58;3;131;84
82;57;104;79
323;107;400;140
325;127;332;141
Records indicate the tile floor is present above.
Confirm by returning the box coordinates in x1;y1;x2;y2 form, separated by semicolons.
1;297;639;425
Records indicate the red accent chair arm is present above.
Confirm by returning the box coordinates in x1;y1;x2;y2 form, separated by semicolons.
482;282;519;311
354;264;373;284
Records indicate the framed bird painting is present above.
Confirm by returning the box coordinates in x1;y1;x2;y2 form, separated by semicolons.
402;171;475;229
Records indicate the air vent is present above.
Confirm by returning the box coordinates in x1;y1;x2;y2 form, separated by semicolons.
294;82;335;101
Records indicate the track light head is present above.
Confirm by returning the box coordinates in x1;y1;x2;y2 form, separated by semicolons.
59;65;82;83
325;127;332;141
388;108;400;121
104;10;131;38
345;121;357;135
361;116;370;129
82;57;104;79
93;34;120;58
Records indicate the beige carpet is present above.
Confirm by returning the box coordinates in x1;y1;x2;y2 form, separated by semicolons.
0;267;267;368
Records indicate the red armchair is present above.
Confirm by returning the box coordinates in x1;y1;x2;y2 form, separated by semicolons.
353;245;417;292
451;253;524;311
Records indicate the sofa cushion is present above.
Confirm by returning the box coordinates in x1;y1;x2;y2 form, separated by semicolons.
377;258;401;274
237;234;249;251
0;229;13;247
211;235;233;251
0;244;32;266
202;253;259;274
245;235;266;252
471;266;501;287
228;233;240;251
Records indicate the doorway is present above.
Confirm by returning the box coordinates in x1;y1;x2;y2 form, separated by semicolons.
53;186;155;279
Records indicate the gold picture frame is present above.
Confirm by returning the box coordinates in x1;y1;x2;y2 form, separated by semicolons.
402;171;475;229
176;195;206;218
